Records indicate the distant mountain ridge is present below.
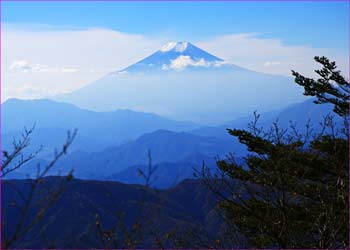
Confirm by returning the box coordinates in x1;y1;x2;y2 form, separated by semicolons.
192;98;343;139
12;129;241;180
2;98;197;156
4;97;338;188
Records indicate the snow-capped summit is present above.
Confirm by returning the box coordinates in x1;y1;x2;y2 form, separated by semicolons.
117;41;236;74
160;41;189;53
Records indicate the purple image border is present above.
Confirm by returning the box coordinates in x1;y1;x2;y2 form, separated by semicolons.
0;0;349;249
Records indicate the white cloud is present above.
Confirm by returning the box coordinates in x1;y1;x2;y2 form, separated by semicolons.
9;60;32;72
9;60;78;73
263;61;299;67
3;85;62;100
263;61;282;67
162;55;226;71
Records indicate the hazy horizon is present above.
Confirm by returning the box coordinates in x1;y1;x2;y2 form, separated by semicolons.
2;1;349;102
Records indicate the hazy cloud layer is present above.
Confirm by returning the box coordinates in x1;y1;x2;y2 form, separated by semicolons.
197;33;348;77
2;27;348;101
2;27;164;100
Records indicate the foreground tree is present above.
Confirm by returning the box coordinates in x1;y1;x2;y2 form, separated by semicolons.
1;127;76;248
292;56;349;117
203;57;349;248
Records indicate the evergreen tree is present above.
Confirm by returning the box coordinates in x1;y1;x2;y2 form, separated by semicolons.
210;57;349;248
292;56;349;117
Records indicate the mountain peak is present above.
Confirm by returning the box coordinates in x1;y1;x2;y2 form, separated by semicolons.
117;41;226;74
160;41;189;53
116;41;231;74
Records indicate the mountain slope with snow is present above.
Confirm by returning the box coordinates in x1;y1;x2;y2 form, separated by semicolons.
118;41;235;73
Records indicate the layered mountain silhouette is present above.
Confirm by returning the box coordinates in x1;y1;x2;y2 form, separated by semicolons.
4;96;339;188
2;177;237;248
2;98;196;157
192;98;342;139
8;129;241;182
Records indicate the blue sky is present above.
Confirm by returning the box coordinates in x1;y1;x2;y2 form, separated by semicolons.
3;1;349;49
2;1;349;101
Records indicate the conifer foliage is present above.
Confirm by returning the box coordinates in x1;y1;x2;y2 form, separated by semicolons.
213;57;349;248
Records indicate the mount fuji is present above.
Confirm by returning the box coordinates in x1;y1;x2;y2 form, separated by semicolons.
55;41;305;124
117;41;241;73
